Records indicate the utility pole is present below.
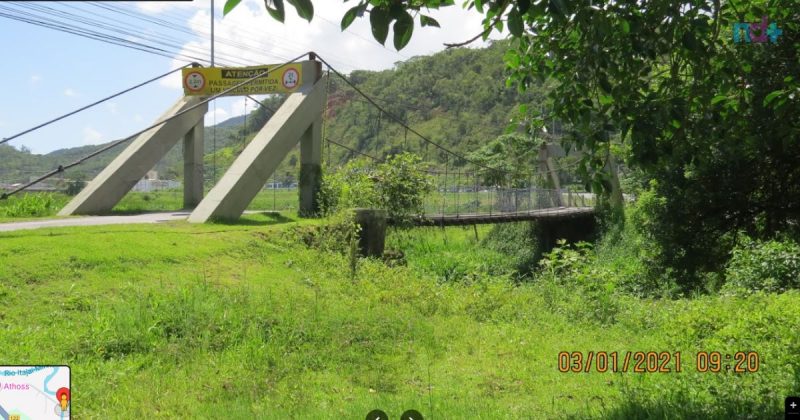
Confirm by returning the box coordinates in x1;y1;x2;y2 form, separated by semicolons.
210;0;215;67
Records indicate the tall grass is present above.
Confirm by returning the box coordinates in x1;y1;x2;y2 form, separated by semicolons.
0;192;68;218
0;214;796;417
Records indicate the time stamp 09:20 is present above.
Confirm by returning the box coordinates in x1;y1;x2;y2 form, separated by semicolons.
558;351;760;374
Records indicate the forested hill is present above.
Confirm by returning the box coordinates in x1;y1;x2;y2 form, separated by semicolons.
1;40;543;184
321;39;540;166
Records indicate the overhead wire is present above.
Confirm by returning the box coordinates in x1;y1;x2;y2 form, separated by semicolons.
0;5;208;63
90;2;362;72
0;64;194;146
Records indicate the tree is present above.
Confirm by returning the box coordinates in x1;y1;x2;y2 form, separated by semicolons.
468;133;538;188
227;0;800;287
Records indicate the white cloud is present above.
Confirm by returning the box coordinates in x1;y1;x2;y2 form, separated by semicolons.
64;88;77;97
134;114;144;123
230;97;251;116
30;75;42;85
82;126;103;145
158;0;502;91
205;106;229;126
137;0;209;15
107;102;119;115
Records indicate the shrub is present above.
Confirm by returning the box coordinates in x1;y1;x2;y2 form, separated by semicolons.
482;221;541;278
0;193;66;218
535;240;620;325
289;210;360;255
722;235;800;294
374;153;433;223
317;158;380;216
65;179;86;196
595;208;681;298
317;153;433;223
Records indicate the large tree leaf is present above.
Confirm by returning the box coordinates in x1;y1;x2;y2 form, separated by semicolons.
341;4;366;30
223;0;242;16
370;6;391;45
518;0;531;14
763;90;784;107
420;14;440;27
265;0;285;22
393;11;414;50
507;8;523;37
287;0;314;21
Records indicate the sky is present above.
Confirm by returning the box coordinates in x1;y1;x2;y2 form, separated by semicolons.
0;0;503;155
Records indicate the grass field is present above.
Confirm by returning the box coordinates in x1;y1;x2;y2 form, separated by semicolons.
0;190;301;221
0;215;797;418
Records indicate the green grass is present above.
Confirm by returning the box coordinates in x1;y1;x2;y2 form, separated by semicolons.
0;219;797;418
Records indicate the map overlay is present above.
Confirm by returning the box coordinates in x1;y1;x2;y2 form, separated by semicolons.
0;366;70;420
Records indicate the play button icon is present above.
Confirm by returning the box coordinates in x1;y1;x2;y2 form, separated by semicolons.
365;409;388;420
400;409;424;420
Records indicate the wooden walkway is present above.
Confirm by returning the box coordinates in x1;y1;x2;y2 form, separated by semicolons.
399;207;595;226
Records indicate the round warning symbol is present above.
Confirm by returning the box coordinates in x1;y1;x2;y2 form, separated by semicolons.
184;71;205;92
282;68;299;89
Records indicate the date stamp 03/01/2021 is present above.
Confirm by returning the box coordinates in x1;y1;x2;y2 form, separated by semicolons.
558;351;760;374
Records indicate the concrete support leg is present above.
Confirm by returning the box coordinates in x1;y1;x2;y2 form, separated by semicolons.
59;97;208;216
602;152;626;224
188;76;327;223
538;144;563;206
183;120;204;209
299;116;322;216
354;208;387;258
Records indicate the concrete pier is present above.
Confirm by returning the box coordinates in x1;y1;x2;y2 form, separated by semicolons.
188;75;327;223
59;96;208;216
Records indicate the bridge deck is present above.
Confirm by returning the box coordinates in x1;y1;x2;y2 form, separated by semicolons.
401;206;595;226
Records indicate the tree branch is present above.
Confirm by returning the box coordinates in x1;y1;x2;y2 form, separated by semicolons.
443;6;506;49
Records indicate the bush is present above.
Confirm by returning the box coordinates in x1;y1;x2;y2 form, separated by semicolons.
535;240;620;325
317;159;380;216
722;235;800;295
595;208;681;298
374;153;433;223
482;221;541;278
289;210;360;255
317;153;433;223
0;193;67;218
65;179;86;196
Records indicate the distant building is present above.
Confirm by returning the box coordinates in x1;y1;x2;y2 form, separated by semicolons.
132;179;180;192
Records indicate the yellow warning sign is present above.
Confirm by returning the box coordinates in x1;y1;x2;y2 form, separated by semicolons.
182;64;303;96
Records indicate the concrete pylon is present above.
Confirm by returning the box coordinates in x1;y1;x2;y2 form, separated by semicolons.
183;121;204;208
59;96;208;216
538;143;563;206
299;114;322;216
188;75;327;223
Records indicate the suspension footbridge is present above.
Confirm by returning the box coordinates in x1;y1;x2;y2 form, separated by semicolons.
1;52;611;230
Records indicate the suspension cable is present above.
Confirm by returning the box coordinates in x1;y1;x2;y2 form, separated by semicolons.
213;100;217;184
311;52;543;179
0;63;195;146
322;69;332;167
325;136;380;162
